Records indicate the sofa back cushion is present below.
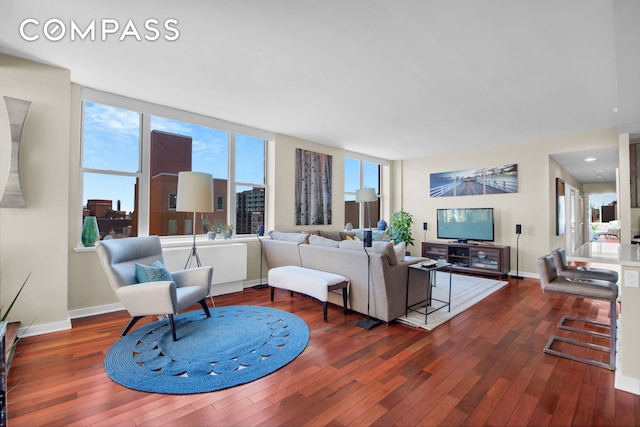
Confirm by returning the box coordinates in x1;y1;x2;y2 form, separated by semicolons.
309;234;340;247
270;231;310;244
318;230;355;241
394;242;406;262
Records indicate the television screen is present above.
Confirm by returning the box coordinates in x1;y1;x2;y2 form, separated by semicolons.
436;208;494;242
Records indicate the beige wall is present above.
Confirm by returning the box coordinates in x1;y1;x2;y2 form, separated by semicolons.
271;133;346;231
394;127;618;274
0;54;71;331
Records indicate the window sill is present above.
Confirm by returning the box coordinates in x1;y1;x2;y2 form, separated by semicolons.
72;235;262;252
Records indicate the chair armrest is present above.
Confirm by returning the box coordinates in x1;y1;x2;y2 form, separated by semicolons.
116;281;177;316
171;266;213;292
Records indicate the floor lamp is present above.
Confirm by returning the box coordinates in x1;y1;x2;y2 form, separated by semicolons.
177;171;214;269
355;187;377;229
255;224;268;289
513;224;523;280
355;188;380;330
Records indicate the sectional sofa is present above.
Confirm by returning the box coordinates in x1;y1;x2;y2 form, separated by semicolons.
261;231;427;322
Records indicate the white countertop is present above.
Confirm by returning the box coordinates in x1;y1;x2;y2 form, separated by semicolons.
569;242;640;266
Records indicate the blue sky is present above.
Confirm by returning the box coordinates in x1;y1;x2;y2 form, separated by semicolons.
344;157;379;201
83;102;265;213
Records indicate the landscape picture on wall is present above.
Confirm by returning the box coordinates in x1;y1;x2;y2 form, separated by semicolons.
430;164;518;197
295;148;332;225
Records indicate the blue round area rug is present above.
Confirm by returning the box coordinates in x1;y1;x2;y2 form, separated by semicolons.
104;306;309;394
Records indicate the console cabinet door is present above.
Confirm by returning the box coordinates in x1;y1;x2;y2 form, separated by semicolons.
423;243;447;260
470;248;501;272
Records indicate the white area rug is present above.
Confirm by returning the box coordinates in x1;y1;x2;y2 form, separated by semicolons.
397;271;508;331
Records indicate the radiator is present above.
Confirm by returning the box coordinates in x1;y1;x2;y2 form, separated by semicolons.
162;243;247;296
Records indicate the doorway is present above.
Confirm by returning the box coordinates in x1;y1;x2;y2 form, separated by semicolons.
566;184;581;251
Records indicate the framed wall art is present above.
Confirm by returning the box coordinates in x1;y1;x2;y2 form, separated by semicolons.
295;148;332;225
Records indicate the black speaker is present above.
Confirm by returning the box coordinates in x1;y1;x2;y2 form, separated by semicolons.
516;224;522;235
423;222;428;231
364;230;373;247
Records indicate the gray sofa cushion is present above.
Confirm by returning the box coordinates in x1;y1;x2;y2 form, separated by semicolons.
318;230;355;241
270;231;310;243
309;234;340;247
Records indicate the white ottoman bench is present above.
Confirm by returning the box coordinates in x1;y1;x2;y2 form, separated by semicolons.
268;266;350;322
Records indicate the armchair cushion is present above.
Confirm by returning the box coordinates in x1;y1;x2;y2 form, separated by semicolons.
116;280;177;315
171;266;213;292
135;260;173;283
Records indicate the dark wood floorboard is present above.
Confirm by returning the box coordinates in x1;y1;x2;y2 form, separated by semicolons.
7;276;640;426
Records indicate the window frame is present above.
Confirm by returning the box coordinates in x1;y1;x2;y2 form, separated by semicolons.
79;88;273;243
344;152;387;229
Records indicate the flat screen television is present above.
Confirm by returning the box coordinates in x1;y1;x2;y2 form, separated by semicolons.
436;208;494;243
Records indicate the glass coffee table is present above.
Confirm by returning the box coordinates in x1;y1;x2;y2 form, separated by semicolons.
406;261;453;324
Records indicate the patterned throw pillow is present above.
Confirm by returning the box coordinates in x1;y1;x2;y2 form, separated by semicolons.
135;260;173;283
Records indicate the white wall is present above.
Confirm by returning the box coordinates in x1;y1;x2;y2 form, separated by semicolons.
0;54;71;332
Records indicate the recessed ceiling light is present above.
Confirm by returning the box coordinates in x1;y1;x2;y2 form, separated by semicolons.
613;107;619;113
585;157;597;162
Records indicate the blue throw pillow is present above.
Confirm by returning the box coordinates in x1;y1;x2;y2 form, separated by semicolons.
135;260;173;283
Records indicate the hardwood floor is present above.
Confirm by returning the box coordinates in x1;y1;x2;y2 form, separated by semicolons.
7;276;640;426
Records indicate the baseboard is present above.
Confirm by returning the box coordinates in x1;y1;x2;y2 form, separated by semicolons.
616;370;640;395
68;302;125;319
18;319;72;338
508;271;536;279
243;278;268;288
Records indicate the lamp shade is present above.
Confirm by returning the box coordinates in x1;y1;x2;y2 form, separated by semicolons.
176;171;213;212
355;187;377;203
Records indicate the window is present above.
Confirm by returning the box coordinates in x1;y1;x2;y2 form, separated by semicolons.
344;156;382;229
79;90;271;241
148;116;229;237
81;102;140;240
235;134;266;234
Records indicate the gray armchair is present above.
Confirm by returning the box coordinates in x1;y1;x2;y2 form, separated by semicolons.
96;236;212;341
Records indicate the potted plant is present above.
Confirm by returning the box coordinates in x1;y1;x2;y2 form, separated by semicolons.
388;210;414;248
207;224;217;240
220;224;234;240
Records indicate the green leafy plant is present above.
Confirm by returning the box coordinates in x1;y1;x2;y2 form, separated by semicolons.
2;273;30;322
388;210;414;247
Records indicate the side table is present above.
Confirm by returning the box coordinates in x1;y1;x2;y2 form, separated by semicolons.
406;262;453;323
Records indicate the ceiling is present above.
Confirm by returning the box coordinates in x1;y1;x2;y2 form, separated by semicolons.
1;1;639;183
